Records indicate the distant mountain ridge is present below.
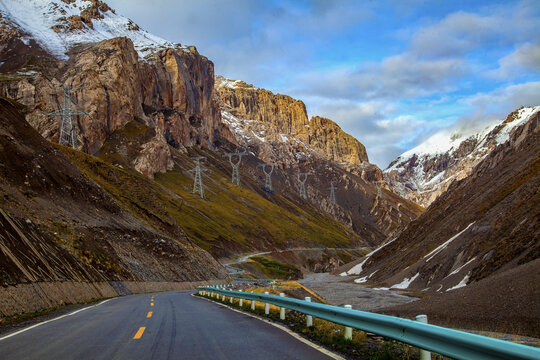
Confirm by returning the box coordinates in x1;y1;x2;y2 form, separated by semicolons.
346;109;539;294
384;106;540;207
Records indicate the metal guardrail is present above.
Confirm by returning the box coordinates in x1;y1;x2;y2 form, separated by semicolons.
198;286;540;360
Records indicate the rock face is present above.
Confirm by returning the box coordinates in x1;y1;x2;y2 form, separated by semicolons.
296;116;368;165
216;76;368;165
0;36;231;177
346;109;539;296
216;76;309;135
0;0;234;178
384;106;540;207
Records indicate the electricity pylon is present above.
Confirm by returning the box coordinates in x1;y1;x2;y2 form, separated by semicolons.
329;181;337;204
224;152;246;185
188;157;207;198
375;180;385;199
257;163;276;192
297;172;310;199
45;86;92;149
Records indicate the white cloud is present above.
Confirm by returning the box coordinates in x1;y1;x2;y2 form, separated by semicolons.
461;81;540;114
486;42;540;79
291;54;466;101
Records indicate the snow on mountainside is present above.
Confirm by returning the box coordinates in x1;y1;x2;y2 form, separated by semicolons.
384;106;540;207
0;0;187;60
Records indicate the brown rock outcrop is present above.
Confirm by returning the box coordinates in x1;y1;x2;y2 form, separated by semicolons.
216;76;309;134
296;116;368;164
1;36;233;178
216;76;368;165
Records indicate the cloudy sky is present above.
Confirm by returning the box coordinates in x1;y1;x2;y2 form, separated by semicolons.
106;0;540;167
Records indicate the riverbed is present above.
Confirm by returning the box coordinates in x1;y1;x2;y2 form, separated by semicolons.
299;273;417;310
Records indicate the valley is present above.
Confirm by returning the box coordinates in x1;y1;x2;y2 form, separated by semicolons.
0;0;538;357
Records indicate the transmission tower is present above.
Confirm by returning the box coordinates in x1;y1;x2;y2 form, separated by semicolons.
297;172;310;199
224;152;246;185
329;181;337;204
375;180;385;198
257;163;276;192
45;86;92;149
188;157;207;198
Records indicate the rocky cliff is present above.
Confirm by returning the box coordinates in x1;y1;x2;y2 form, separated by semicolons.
216;76;368;165
384;106;540;207
1;0;234;179
1;37;231;177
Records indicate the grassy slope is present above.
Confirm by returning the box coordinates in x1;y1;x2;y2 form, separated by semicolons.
56;124;360;257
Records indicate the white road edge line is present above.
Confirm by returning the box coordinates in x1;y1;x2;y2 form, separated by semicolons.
0;299;113;341
192;294;345;360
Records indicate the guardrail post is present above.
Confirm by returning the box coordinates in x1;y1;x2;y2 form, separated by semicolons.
264;292;270;315
239;290;243;307
251;292;256;310
280;293;286;320
230;294;233;304
416;315;431;360
305;297;313;327
344;305;352;340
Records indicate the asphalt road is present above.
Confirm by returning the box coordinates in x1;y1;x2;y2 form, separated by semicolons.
0;291;333;360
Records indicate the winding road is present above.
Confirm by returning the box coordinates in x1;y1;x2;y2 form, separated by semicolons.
0;291;334;360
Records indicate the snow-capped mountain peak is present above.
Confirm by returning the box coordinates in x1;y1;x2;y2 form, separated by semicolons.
384;106;540;207
0;0;185;60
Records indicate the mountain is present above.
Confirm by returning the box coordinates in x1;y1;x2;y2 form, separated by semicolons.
0;97;229;316
343;110;540;335
384;106;540;207
0;0;425;317
0;0;421;248
215;76;422;241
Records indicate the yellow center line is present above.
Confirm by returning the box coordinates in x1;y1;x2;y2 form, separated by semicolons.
150;303;154;306
147;311;152;318
133;327;145;340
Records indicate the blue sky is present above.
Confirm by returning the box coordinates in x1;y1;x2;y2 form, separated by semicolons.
107;0;540;167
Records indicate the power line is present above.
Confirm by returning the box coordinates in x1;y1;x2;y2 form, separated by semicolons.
188;156;207;198
375;180;385;199
297;172;310;199
329;181;337;204
224;152;247;186
45;86;92;149
257;163;276;192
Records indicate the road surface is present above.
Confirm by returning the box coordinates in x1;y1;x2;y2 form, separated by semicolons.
0;291;333;360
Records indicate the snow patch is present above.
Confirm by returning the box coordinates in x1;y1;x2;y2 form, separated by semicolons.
424;222;475;262
390;272;419;289
495;106;539;145
354;276;369;284
447;257;476;277
446;275;469;291
0;0;183;60
344;238;396;276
